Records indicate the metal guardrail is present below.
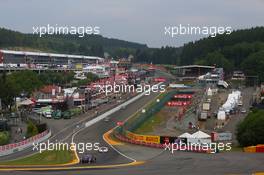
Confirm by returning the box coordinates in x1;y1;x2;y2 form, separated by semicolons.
0;130;51;156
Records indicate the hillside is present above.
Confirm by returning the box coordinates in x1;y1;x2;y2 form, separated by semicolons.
134;27;264;81
0;28;147;58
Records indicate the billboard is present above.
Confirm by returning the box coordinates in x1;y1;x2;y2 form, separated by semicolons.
125;131;160;144
167;101;191;106
160;136;187;144
174;94;193;99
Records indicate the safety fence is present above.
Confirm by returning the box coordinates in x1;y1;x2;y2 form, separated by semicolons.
0;130;51;156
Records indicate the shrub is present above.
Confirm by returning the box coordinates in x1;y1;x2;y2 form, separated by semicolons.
0;131;10;145
26;121;39;138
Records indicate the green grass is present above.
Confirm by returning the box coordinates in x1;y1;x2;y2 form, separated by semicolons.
124;92;166;127
134;112;165;134
0;150;74;165
230;146;243;152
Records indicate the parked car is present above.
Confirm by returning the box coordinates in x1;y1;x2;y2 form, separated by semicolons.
80;154;96;164
62;111;72;119
43;111;52;118
98;146;109;153
52;110;62;119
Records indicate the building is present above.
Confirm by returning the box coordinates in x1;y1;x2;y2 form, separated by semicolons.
231;71;245;80
0;49;103;68
198;68;228;88
83;64;110;78
172;65;215;81
118;58;132;70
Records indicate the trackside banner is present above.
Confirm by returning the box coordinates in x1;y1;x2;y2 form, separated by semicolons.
125;130;160;144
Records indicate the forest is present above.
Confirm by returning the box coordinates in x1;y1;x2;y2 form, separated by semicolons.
1;27;264;80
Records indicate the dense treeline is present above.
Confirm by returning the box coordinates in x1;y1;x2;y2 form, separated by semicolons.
0;70;74;111
0;28;147;58
180;27;264;65
2;27;264;80
134;47;182;65
135;27;264;81
237;109;264;147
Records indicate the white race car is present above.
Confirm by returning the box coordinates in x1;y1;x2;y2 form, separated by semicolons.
98;146;109;153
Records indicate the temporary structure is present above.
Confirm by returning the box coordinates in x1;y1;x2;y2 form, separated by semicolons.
179;132;193;138
220;90;241;113
18;99;34;106
207;88;213;96
217;110;226;120
191;130;211;139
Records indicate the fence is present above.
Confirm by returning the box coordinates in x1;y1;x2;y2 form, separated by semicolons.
0;130;51;156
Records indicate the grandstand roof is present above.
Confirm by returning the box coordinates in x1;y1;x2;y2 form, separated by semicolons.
0;49;103;60
174;65;215;69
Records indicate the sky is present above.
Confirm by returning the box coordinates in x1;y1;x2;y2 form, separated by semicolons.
1;0;264;48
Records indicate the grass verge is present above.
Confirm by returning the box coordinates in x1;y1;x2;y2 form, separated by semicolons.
0;150;75;165
134;111;165;134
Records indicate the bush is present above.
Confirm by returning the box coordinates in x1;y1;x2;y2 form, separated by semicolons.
236;109;264;147
0;131;10;145
26;121;39;138
69;107;82;116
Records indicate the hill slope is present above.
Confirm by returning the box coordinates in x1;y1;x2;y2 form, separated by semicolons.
0;28;147;57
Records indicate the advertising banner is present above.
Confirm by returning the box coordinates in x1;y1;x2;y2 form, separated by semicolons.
174;94;193;99
160;136;187;144
125;130;160;144
154;77;166;82
167;101;191;106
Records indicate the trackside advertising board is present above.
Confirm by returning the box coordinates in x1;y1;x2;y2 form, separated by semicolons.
125;130;160;144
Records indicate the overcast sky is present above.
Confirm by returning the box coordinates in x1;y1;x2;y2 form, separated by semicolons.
1;0;264;47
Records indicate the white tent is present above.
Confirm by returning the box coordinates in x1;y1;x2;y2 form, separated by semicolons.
179;132;193;138
217;110;226;120
18;99;34;106
191;130;211;139
207;88;213;96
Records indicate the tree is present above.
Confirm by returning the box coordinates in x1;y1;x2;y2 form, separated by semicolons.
236;109;264;147
7;70;43;95
26;121;39;138
76;73;98;86
195;51;234;72
0;72;20;111
241;50;264;82
90;44;104;57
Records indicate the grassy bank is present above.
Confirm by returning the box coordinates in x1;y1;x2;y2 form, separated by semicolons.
134;111;165;134
0;150;75;165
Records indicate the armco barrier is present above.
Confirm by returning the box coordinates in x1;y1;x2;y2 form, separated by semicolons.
0;130;51;156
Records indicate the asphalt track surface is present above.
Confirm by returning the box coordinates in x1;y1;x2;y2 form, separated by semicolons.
71;91;160;165
1;92;264;174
